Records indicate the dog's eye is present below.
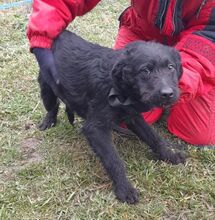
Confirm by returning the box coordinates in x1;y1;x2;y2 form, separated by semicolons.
168;64;175;71
141;67;151;76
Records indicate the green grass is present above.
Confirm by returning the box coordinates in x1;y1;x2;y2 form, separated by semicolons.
0;1;215;219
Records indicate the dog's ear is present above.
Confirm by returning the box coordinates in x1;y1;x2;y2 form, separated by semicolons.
111;59;125;82
171;49;183;79
111;58;134;86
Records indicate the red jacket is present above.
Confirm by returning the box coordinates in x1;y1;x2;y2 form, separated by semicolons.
27;0;214;49
27;0;215;100
27;0;101;49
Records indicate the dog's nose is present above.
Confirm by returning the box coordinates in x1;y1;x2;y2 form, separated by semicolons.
160;88;174;99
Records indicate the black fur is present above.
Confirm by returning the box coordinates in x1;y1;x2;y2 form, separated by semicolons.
38;30;185;204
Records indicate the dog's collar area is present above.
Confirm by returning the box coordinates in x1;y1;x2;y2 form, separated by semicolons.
108;87;135;107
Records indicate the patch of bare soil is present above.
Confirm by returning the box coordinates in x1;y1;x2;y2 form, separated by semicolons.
0;138;43;182
20;137;43;165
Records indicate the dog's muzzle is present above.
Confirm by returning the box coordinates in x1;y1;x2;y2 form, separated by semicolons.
160;87;174;100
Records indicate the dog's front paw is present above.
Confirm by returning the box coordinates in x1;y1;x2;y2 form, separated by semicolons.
114;182;139;204
38;115;56;131
159;147;186;165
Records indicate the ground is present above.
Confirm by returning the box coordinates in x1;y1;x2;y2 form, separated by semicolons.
0;1;215;219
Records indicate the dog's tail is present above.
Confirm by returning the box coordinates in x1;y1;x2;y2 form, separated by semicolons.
40;68;59;92
40;69;70;107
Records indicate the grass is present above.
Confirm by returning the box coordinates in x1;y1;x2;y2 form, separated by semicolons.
0;1;215;219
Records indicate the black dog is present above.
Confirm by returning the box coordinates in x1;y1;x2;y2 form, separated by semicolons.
38;30;185;204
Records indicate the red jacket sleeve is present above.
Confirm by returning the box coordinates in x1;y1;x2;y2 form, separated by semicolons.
175;2;215;103
27;0;100;49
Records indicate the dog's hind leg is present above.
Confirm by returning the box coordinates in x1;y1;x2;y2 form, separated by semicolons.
125;115;185;165
38;73;59;130
65;106;74;125
82;117;139;204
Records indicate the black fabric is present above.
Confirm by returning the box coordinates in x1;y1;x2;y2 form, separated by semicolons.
155;0;170;29
155;0;184;35
172;0;184;35
194;7;215;43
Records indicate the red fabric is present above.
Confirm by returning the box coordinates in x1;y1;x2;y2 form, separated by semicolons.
27;0;205;49
27;0;215;144
27;0;101;49
168;87;215;145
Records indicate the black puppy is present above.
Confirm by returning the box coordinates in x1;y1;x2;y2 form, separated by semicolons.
38;30;185;204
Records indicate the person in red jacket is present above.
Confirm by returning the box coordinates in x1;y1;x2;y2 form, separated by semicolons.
27;0;215;146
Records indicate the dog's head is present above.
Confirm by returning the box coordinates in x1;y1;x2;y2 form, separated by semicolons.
111;41;182;109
